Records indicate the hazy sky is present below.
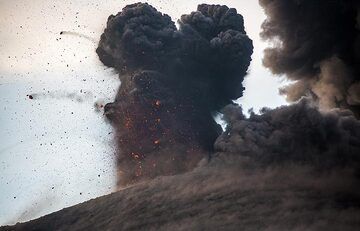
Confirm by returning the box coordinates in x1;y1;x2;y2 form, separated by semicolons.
0;0;287;225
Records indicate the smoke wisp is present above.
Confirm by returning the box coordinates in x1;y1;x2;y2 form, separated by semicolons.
59;31;97;43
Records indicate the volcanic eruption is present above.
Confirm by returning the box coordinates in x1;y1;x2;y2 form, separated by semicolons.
3;2;360;229
96;3;253;186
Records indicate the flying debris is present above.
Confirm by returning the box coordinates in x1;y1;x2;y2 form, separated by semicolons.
24;90;93;102
59;31;97;43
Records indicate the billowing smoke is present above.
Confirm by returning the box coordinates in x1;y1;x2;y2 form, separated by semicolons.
215;99;360;171
259;0;360;116
96;3;253;186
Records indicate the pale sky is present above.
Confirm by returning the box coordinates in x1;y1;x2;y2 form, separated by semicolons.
0;0;287;225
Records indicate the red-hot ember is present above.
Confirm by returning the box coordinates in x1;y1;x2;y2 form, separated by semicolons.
131;152;140;160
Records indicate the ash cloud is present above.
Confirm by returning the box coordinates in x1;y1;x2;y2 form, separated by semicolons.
259;0;360;116
96;3;253;186
215;99;360;171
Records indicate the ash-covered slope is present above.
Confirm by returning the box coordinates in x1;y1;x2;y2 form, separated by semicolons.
3;163;359;230
3;102;360;231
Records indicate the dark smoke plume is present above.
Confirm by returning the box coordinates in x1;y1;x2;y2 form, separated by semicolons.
259;0;360;116
96;3;253;185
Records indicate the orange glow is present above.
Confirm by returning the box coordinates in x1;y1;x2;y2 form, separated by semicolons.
135;163;143;177
124;117;132;128
131;152;140;160
154;139;160;145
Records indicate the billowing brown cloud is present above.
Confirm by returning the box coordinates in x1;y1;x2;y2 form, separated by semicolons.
260;0;360;117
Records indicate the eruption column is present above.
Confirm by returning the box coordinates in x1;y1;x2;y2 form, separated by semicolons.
96;3;253;186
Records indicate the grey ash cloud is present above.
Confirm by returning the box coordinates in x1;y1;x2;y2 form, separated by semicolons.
215;99;360;171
